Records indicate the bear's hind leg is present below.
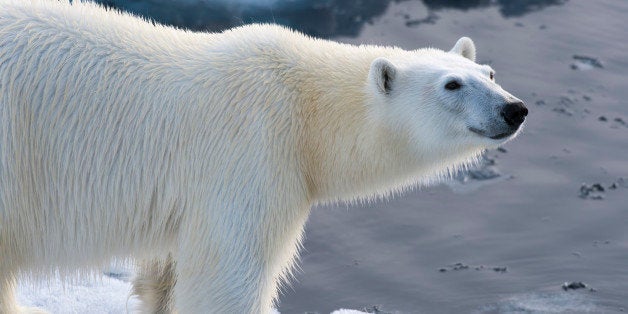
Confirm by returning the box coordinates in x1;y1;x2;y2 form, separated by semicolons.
132;254;177;314
0;276;48;314
0;276;19;314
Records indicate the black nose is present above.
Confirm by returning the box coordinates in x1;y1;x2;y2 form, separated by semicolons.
500;101;528;127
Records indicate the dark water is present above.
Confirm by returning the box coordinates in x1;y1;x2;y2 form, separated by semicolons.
94;0;566;37
97;1;628;313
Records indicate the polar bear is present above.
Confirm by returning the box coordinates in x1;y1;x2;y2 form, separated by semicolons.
0;1;527;313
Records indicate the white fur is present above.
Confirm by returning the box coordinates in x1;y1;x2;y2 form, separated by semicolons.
0;1;524;313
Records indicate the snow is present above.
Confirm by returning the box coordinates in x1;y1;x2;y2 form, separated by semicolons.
473;293;598;314
16;274;138;314
15;270;365;314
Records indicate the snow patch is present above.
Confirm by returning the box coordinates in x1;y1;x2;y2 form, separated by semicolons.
474;292;599;313
15;269;352;314
16;274;138;314
331;310;368;314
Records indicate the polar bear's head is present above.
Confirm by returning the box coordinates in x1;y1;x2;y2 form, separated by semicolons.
367;37;527;158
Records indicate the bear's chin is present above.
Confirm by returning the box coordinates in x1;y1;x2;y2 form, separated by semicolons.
468;126;519;141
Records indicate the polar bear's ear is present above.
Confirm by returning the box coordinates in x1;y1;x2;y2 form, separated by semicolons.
370;57;396;95
450;37;476;62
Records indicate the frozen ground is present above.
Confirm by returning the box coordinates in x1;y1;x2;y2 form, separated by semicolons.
15;270;604;313
18;0;628;313
16;269;359;313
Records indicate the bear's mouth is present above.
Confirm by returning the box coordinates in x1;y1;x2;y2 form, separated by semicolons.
468;127;514;140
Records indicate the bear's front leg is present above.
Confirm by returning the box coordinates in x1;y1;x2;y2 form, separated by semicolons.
172;213;279;314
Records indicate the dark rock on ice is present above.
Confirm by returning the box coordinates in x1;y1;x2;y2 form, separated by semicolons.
562;281;587;291
579;183;605;200
452;262;469;271
492;266;508;273
571;55;603;70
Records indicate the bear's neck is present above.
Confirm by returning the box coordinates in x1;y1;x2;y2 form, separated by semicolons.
296;44;427;204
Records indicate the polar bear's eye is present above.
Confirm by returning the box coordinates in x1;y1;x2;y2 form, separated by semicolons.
445;81;462;90
490;72;495;80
